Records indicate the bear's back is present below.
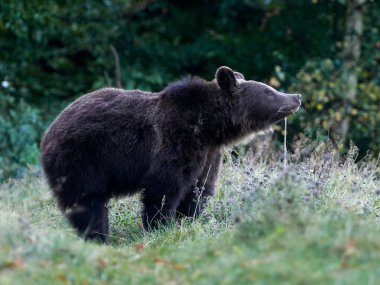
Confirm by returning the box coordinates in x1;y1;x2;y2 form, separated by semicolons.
41;88;158;192
42;88;157;144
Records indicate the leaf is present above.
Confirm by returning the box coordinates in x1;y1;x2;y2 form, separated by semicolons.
3;257;24;269
57;274;67;282
269;77;280;88
135;243;144;252
97;258;108;268
153;258;169;264
345;239;356;256
153;257;185;270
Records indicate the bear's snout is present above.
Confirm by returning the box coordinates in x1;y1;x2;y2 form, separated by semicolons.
288;93;302;103
288;93;302;108
276;93;302;116
292;94;302;108
291;94;302;113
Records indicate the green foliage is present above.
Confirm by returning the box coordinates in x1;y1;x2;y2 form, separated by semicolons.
288;59;380;154
0;92;42;180
1;0;379;179
1;0;343;100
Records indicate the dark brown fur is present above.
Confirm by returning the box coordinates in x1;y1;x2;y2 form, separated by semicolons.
41;66;301;242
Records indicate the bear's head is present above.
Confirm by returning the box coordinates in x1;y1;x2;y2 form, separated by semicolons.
215;66;301;131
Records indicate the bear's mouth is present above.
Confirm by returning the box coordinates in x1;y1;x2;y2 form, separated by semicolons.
277;105;300;115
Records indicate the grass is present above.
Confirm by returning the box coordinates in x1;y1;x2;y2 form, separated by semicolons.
0;147;379;285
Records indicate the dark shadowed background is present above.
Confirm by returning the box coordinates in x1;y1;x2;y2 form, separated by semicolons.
1;0;379;180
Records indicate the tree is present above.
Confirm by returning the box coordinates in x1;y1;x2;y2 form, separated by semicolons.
339;0;365;144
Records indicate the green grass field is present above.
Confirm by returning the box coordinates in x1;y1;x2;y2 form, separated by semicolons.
1;148;379;285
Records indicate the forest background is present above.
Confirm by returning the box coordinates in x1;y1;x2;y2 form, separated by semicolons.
1;0;379;180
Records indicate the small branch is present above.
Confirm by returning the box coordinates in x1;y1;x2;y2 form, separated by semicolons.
110;44;123;89
104;71;111;86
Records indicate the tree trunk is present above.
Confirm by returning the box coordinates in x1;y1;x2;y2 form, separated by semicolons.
339;0;365;145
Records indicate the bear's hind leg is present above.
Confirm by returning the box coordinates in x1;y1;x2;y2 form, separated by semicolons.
62;194;109;243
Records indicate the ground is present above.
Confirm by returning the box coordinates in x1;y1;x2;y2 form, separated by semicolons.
0;147;379;285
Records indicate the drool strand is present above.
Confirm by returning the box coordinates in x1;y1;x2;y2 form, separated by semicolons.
284;117;288;170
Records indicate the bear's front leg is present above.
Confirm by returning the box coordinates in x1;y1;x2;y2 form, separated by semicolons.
140;151;206;230
141;184;183;230
176;149;223;218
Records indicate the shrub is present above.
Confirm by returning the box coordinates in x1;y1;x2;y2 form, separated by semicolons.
287;59;380;155
0;91;42;181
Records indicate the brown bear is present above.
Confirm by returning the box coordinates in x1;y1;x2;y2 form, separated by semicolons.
41;66;301;243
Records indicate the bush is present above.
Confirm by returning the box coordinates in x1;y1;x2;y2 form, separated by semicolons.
0;90;42;181
287;59;380;155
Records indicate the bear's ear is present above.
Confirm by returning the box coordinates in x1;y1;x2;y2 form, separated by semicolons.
216;66;237;92
234;72;245;80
